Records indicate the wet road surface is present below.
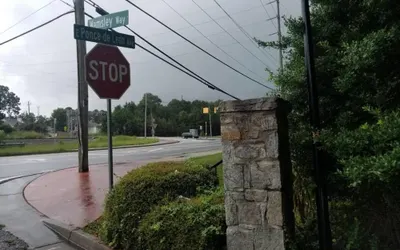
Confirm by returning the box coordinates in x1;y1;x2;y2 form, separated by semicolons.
0;176;77;249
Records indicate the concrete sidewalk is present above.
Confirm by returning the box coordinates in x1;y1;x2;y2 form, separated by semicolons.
23;158;178;228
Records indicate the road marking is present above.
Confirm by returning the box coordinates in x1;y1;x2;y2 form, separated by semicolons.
147;147;163;153
0;170;53;185
46;247;61;250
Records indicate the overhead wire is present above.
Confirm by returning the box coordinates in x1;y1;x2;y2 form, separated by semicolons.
213;0;278;64
123;0;273;90
0;11;74;46
160;0;268;84
191;0;273;71
82;5;241;100
0;0;57;35
59;0;74;9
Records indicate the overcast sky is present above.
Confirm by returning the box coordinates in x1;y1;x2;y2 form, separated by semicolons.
0;0;300;116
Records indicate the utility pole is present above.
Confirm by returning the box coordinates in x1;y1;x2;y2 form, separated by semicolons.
75;0;89;172
144;93;147;138
265;0;284;72
36;106;40;117
276;0;283;72
53;118;57;134
150;110;155;137
209;109;212;137
27;101;31;114
301;0;332;249
205;121;208;137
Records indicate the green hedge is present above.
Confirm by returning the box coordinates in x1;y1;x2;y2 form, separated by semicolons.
100;160;218;249
138;189;226;250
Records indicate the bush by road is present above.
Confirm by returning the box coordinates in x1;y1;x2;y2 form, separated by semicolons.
86;153;223;249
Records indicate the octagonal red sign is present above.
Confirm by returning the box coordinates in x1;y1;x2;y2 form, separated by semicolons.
85;44;131;99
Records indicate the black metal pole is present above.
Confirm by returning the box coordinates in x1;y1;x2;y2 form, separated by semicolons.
107;99;114;190
301;0;333;249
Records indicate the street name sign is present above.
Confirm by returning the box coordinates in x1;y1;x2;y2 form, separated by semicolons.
88;10;129;29
74;24;135;49
85;44;131;99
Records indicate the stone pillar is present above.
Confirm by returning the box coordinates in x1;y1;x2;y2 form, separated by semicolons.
220;98;294;250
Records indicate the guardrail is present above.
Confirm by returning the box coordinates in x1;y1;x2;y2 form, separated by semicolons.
0;142;25;148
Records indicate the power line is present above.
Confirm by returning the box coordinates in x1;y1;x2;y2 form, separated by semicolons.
191;0;272;71
0;0;56;35
213;0;278;65
161;0;268;84
123;0;273;90
2;17;270;59
59;0;74;9
83;9;241;100
0;11;74;46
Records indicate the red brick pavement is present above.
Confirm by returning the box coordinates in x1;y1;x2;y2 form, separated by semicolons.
23;159;179;228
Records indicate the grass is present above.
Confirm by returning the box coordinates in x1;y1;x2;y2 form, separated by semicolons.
5;131;45;139
190;153;223;186
0;136;159;157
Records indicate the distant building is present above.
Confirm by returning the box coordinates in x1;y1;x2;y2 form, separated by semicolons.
88;121;101;135
2;117;23;127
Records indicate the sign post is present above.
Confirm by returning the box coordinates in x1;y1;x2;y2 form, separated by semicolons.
85;44;131;189
107;99;113;188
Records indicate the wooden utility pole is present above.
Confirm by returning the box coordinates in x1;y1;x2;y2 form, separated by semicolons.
276;0;283;72
74;0;89;172
144;93;147;138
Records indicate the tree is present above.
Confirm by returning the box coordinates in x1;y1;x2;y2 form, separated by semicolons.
0;85;21;119
257;0;400;248
51;108;67;131
16;113;50;133
100;94;220;137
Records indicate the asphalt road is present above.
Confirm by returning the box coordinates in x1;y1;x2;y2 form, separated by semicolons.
0;138;221;179
0;138;221;249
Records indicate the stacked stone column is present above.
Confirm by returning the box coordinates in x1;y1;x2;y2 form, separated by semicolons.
219;98;294;250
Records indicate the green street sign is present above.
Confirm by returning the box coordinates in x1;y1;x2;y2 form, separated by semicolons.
88;10;129;29
74;24;135;49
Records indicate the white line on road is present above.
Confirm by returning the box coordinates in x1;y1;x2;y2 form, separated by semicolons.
0;169;53;185
147;148;163;153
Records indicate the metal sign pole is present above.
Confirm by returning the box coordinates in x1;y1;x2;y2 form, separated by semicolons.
301;0;332;249
107;99;114;189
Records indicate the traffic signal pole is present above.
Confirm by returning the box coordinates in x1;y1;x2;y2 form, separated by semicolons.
74;0;89;172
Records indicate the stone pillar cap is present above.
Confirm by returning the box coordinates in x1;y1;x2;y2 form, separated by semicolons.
219;97;290;113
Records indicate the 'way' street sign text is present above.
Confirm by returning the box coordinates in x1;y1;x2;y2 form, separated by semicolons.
88;10;129;29
74;24;135;49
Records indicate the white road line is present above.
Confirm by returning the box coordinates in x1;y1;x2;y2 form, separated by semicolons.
147;147;163;153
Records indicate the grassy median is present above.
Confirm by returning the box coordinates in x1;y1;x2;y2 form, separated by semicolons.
0;136;159;157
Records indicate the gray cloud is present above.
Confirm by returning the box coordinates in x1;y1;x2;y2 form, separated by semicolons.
0;0;300;116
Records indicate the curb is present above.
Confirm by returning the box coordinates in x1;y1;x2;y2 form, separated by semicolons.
0;170;53;185
0;140;179;158
87;139;179;151
43;219;111;250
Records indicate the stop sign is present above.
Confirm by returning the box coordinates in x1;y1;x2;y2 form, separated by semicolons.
85;44;130;99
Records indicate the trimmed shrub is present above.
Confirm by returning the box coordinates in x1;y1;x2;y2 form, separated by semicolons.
0;124;14;134
100;160;218;249
138;188;226;250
